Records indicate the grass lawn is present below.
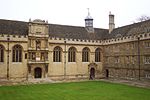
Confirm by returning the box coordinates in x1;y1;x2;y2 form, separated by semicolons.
0;81;150;100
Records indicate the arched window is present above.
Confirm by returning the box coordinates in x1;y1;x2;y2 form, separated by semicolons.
0;45;4;62
95;48;101;62
12;45;22;62
82;47;90;62
53;46;62;62
68;47;76;62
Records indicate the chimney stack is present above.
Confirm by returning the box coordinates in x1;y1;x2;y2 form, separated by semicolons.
109;12;115;33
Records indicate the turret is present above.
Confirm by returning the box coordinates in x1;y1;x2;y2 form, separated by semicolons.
85;8;94;33
109;12;115;33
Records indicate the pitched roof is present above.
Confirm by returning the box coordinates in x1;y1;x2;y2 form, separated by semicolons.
0;19;28;35
109;20;150;38
0;19;150;40
48;24;109;40
0;19;109;40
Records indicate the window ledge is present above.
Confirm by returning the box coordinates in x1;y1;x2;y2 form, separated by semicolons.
95;62;101;63
12;62;22;64
68;62;76;64
53;62;62;64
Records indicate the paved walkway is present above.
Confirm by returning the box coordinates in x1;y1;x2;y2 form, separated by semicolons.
0;78;150;89
100;78;150;89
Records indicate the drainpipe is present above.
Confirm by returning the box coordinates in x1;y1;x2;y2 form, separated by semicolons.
137;37;140;80
7;36;10;80
64;40;66;79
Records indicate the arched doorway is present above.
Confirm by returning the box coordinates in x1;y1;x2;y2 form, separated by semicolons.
90;68;95;80
106;69;109;78
34;67;42;78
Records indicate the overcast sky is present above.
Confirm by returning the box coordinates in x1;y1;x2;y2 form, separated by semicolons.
0;0;150;29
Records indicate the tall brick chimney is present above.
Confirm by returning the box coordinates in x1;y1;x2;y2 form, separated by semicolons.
109;12;115;33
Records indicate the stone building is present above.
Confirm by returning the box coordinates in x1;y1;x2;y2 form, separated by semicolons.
0;12;150;81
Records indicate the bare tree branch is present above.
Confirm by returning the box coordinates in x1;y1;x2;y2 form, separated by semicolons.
136;15;150;22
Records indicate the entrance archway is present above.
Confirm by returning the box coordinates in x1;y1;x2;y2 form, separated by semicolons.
106;69;109;78
90;68;95;80
34;67;42;78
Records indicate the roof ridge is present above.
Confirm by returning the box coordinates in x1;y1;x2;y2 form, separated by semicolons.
115;19;150;30
49;23;108;30
49;23;85;28
0;19;108;30
0;19;27;23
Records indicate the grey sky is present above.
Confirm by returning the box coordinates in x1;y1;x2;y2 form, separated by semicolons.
0;0;150;29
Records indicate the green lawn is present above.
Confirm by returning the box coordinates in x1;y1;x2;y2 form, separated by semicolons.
0;81;150;100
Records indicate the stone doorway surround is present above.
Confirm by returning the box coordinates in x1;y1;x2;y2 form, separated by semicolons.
27;64;48;79
88;63;97;80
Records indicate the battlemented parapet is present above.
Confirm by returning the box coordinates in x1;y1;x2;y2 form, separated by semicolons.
103;32;150;45
0;34;28;42
49;36;104;45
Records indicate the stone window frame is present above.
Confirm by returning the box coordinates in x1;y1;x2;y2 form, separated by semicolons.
113;44;119;52
131;56;135;64
82;47;90;62
40;52;48;61
145;41;150;48
95;48;101;62
68;47;76;62
29;52;36;61
115;56;119;63
144;56;150;64
0;45;4;62
126;56;130;64
12;45;22;62
53;46;62;62
131;42;136;49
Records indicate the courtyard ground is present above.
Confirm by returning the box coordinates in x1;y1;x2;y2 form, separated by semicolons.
101;78;150;88
0;81;150;100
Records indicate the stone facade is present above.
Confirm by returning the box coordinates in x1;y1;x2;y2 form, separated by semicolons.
104;36;150;80
0;14;150;81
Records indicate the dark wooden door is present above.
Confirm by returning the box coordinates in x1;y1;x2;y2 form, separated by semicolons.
34;68;42;78
106;69;109;78
90;68;95;80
